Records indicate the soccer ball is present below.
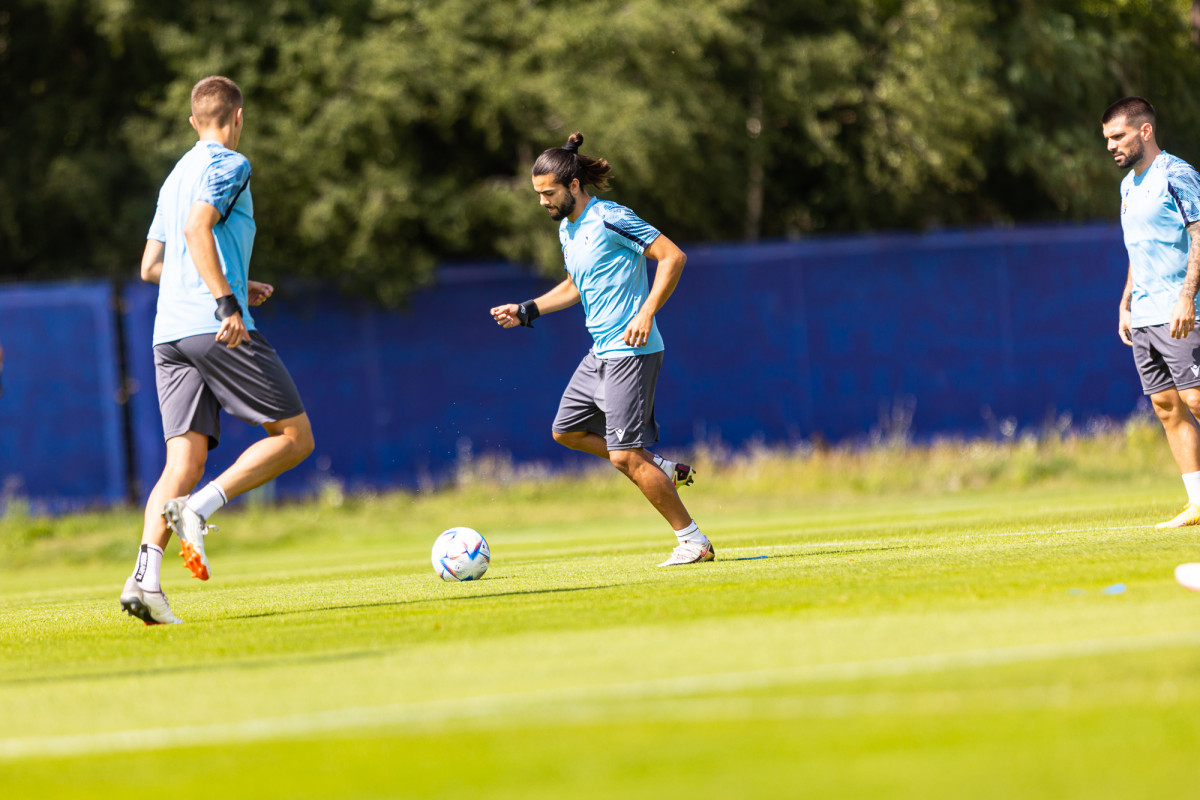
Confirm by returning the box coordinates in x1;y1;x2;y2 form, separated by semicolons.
431;527;490;581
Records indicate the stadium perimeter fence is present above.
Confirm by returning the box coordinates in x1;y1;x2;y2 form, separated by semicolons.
0;222;1135;512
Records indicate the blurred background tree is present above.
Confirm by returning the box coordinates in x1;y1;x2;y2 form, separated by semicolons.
2;0;1199;301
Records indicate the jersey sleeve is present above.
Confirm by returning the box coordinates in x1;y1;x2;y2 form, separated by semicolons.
197;152;252;221
1166;161;1200;225
602;205;660;255
146;202;166;243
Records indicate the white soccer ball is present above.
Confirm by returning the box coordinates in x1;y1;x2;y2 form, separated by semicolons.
431;527;491;581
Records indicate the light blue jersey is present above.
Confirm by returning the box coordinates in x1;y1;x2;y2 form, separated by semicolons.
147;140;257;346
559;197;663;358
1120;151;1200;328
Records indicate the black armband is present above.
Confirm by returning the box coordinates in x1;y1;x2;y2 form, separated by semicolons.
214;294;242;321
516;299;541;328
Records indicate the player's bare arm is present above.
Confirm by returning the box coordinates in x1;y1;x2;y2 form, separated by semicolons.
1169;220;1200;339
1119;263;1133;346
184;199;248;348
140;239;165;285
623;234;686;348
491;277;581;329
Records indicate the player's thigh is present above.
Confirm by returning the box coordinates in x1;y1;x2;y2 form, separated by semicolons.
600;351;662;451
1134;324;1200;395
154;340;221;447
176;332;306;427
552;351;606;435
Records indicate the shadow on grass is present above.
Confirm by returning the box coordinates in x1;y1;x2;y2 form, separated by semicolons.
0;647;392;688
0;584;630;688
227;581;630;621
725;544;909;562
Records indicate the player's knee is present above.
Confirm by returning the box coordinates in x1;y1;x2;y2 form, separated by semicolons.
181;460;206;486
291;425;315;463
163;458;204;490
1152;395;1181;419
552;430;574;448
1179;390;1200;419
608;449;636;474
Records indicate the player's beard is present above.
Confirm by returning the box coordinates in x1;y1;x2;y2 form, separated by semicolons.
1117;138;1145;170
548;192;576;222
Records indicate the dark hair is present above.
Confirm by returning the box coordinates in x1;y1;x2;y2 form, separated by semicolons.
531;132;612;191
1102;96;1156;128
191;75;243;127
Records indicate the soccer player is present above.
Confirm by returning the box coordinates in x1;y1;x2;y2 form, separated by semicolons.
120;76;314;624
490;132;714;566
1103;96;1200;528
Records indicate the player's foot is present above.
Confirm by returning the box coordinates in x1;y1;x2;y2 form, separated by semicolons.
119;576;182;625
671;462;696;488
655;456;696;488
658;540;715;566
163;497;211;580
1155;503;1200;529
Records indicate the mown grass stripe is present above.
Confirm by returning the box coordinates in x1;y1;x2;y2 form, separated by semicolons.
4;628;1197;762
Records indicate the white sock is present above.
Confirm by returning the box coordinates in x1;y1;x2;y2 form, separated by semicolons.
652;453;676;477
135;543;164;592
674;520;707;546
188;482;227;520
1183;472;1200;506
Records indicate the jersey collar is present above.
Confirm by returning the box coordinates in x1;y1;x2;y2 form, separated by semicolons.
567;196;600;226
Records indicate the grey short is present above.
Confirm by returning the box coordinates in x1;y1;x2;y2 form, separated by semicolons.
1131;323;1200;395
552;350;663;451
154;332;306;450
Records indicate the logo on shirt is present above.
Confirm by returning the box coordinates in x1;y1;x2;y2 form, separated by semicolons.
1121;202;1128;216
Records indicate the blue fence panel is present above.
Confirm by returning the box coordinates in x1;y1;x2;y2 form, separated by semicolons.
0;281;127;511
661;223;1135;447
3;223;1143;510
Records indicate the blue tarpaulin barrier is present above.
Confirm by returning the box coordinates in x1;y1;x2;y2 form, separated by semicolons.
0;281;127;511
0;222;1139;511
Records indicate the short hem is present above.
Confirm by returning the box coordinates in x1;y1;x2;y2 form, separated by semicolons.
255;405;307;426
606;442;655;452
163;427;219;451
1147;379;1200;395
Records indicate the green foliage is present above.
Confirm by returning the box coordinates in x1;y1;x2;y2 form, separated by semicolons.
3;0;1199;298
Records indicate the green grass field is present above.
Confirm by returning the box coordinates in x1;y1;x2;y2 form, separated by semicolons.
3;427;1200;798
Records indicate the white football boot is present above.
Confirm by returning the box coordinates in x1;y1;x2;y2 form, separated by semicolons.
658;540;716;567
119;576;182;625
1156;503;1200;530
163;497;211;580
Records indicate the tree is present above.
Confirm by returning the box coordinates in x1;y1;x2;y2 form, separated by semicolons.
3;0;1200;299
0;0;164;282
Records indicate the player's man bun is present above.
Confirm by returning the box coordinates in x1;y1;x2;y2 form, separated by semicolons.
532;131;611;191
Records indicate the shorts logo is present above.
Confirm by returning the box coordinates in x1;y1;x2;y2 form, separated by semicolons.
615;428;626;439
1191;364;1199;378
